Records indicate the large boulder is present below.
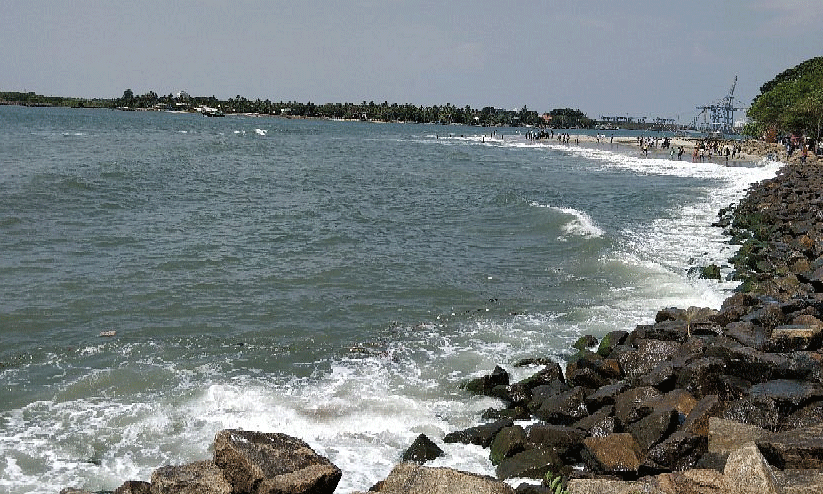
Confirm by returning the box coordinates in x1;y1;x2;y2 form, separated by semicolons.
495;448;564;481
489;426;527;465
463;365;510;396
532;386;590;425
581;433;643;477
150;461;231;494
114;481;151;494
363;463;514;494
213;429;341;494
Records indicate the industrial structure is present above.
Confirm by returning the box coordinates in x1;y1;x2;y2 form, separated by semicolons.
693;76;745;135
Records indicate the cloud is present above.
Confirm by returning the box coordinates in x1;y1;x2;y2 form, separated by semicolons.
751;0;823;29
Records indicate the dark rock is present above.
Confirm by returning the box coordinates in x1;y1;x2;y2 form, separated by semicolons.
507;363;565;407
675;357;730;399
532;386;590;425
747;379;823;416
595;330;628;357
581;433;644;477
764;324;823;352
513;483;555;494
680;395;726;437
572;406;616;438
527;381;572;412
114;480;151;494
613;386;660;427
59;489;93;494
725;321;770;349
757;423;823;469
573;335;599;351
443;418;514;447
524;424;585;462
772;469;823;494
613;339;680;380
489;426;526;465
694;451;729;472
700;264;722;280
627;409;679;451
495;448;565;481
779;399;823;430
584;381;630;410
464;365;510;396
722;395;781;431
213;429;341;494
151;461;231;494
402;434;444;464
481;406;532;421
645;432;707;471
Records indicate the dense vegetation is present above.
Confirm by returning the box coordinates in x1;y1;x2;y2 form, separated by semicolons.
0;91;110;108
745;57;823;141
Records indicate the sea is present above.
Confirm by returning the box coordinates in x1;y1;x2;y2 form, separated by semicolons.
0;106;781;493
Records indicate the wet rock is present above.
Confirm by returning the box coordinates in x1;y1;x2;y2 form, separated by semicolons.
566;352;621;389
496;448;565;481
532;386;590;425
747;379;823;416
757;423;823;469
581;433;643;477
645;431;707;472
151;461;231;494
681;395;726;437
572;335;599;351
613;386;660;426
525;424;585;462
572;406;616;438
626;409;679;451
614;339;681;380
444;418;514;448
651;469;726;494
365;463;515;494
724;321;770;350
213;429;341;494
723;442;781;494
722;395;781;431
59;489;93;494
489;426;526;465
464;365;510;396
779;399;823;430
584;381;630;410
402;433;444;464
595;330;628;357
564;478;650;494
675;357;730;399
114;480;151;494
772;469;823;494
507;363;565;407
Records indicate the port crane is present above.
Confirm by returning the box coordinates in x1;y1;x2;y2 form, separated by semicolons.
694;76;745;135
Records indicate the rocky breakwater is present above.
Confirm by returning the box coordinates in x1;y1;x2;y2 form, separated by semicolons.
439;159;823;493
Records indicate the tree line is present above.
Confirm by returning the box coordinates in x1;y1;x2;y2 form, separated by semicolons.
745;56;823;142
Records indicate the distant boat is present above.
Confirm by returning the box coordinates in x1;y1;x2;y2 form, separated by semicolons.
201;107;225;117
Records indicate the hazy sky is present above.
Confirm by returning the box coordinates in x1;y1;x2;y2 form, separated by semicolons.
4;1;822;122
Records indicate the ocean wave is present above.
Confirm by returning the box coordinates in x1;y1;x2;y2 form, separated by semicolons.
528;201;604;239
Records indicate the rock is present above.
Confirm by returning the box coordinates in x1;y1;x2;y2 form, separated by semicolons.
757;423;823;469
573;335;599;351
565;479;650;494
532;386;590;425
645;389;698;421
725;321;770;350
114;481;152;494
402;434;444;464
489;426;527;465
722;395;781;431
366;463;515;494
584;381;630;410
595;331;628;358
675;357;731;399
151;461;231;494
614;339;681;379
626;409;679;451
464;365;510;396
772;469;823;494
59;489;93;494
651;469;726;494
779;400;823;430
444;418;514;448
496;448;565;481
507;363;566;407
765;324;823;352
723;442;781;494
525;424;585;462
581;433;643;477
707;418;769;456
572;406;616;438
213;429;341;494
646;431;707;472
747;379;823;415
613;386;660;426
681;395;726;437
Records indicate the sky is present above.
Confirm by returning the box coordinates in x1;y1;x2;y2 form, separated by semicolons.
3;0;823;123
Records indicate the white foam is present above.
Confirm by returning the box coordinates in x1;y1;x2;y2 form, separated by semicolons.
528;201;604;239
254;129;267;136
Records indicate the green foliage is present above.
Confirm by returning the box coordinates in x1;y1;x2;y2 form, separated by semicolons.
747;57;823;139
543;470;568;494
